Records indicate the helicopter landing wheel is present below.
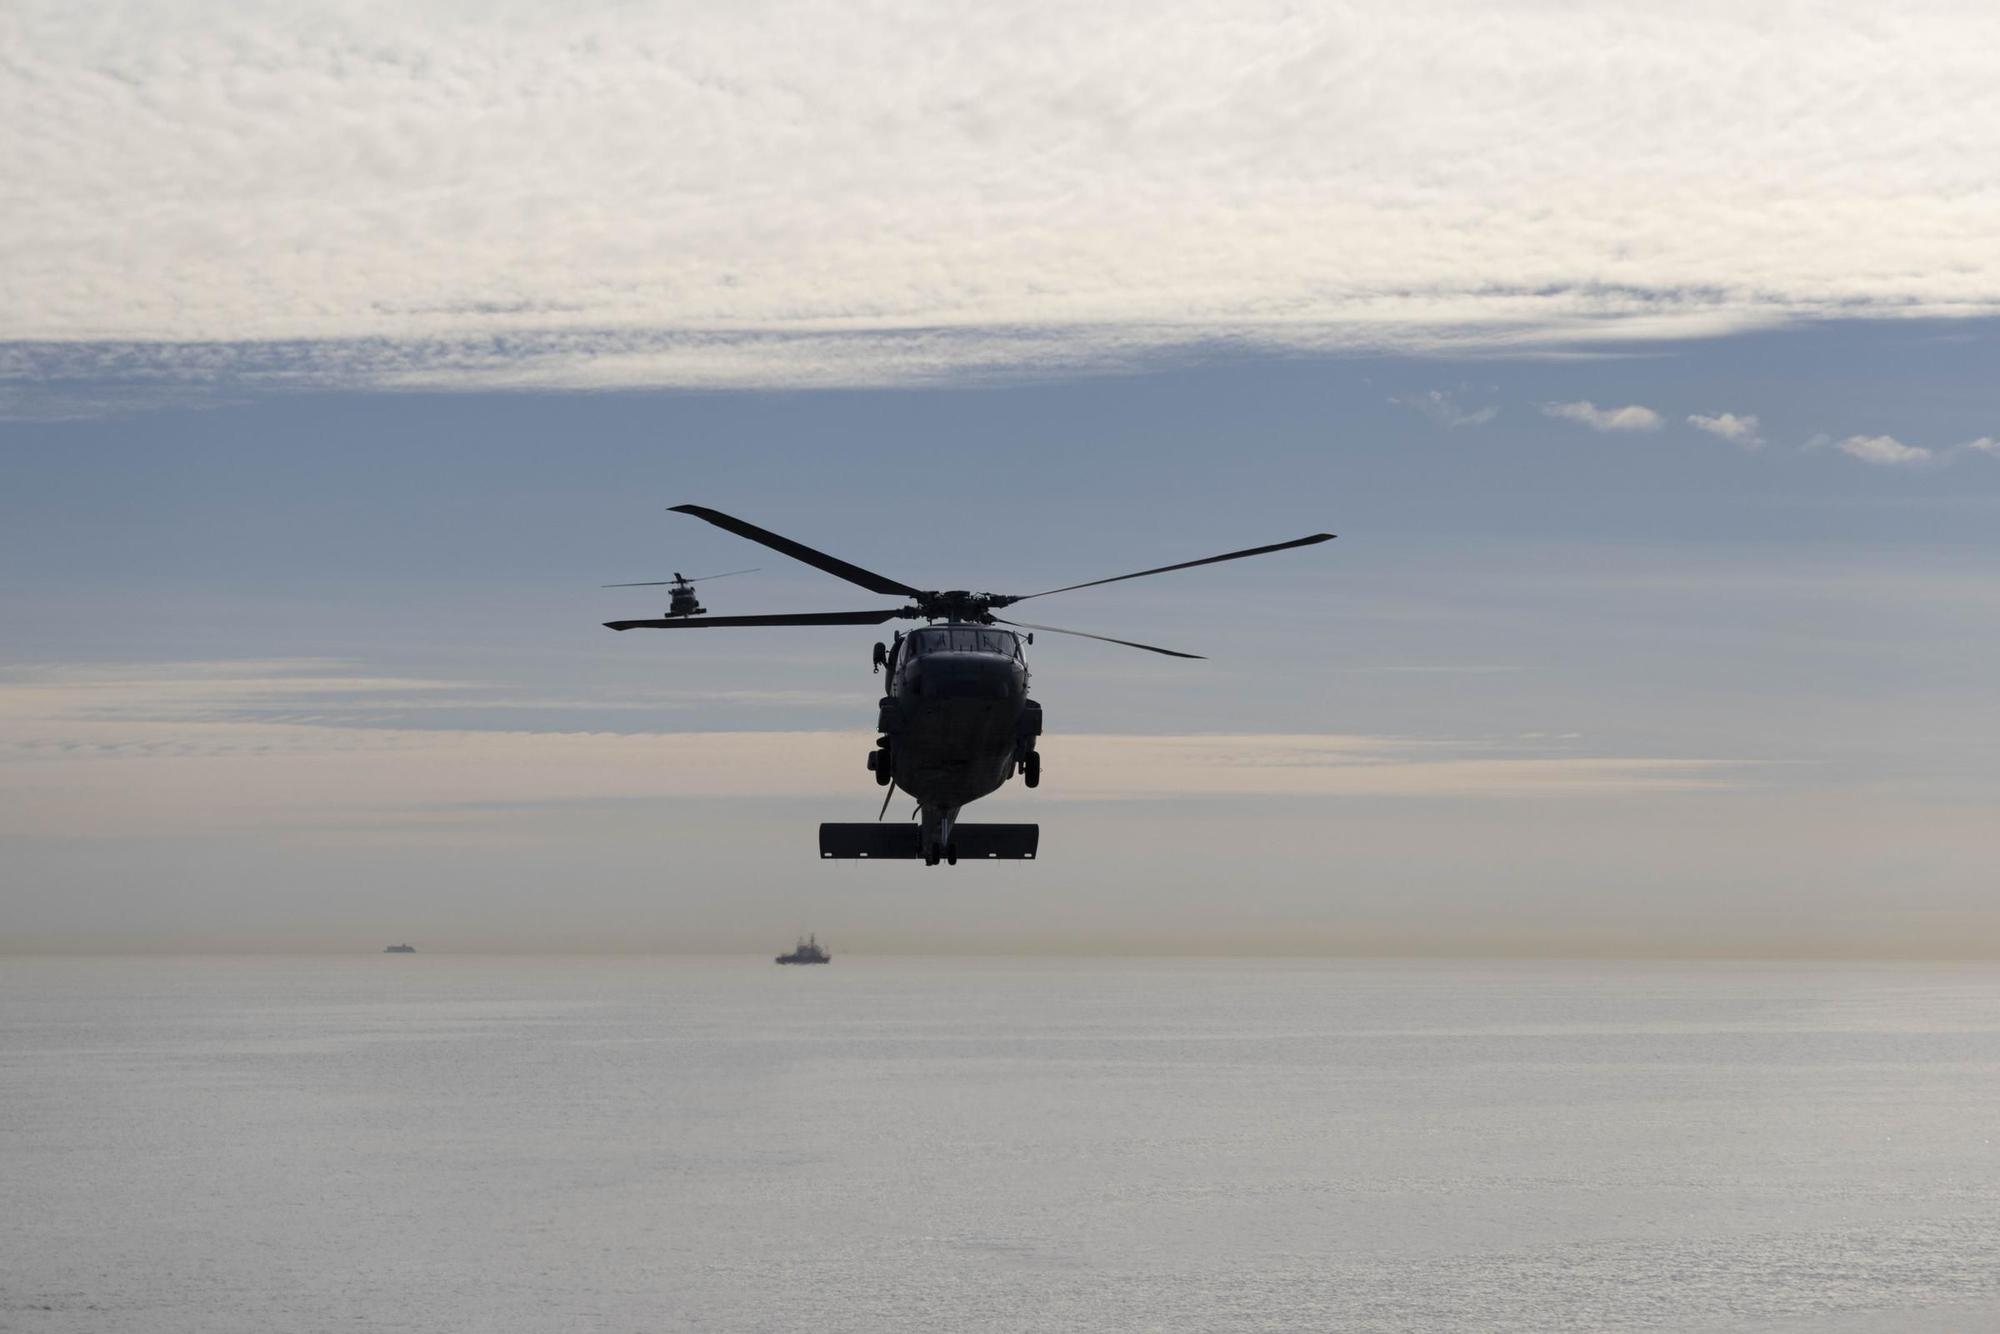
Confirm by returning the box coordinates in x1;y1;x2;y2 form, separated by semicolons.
869;747;892;784
946;844;958;866
1023;750;1040;788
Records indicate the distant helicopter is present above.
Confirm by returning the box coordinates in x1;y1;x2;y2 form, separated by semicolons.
600;567;759;619
606;505;1333;866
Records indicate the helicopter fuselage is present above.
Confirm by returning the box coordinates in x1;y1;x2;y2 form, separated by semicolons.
604;503;1334;864
874;624;1041;860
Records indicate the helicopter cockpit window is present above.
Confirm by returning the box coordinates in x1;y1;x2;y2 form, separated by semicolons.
906;627;1017;655
908;636;1016;660
937;628;1014;654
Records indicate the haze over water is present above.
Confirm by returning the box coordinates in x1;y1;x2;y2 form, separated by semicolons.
7;956;1999;1333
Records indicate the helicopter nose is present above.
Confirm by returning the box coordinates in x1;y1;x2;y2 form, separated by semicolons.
915;653;1019;700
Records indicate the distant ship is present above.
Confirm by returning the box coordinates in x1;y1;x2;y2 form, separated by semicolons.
383;943;416;953
775;933;830;965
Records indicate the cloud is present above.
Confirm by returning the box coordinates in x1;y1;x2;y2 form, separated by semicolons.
1542;401;1664;432
1687;412;1764;447
5;1;2000;393
0;725;1750;840
0;659;868;731
1394;389;1498;428
1827;434;1934;466
1800;431;2000;467
0;659;1751;838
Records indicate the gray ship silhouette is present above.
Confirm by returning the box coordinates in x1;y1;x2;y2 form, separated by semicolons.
775;934;830;965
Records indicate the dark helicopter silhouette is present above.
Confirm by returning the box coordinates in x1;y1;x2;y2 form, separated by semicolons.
601;567;759;619
606;505;1333;866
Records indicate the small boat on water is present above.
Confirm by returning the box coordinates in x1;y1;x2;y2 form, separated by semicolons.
383;943;416;953
775;934;830;965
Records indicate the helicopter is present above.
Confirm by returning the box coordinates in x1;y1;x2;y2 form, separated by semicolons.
606;505;1334;866
601;567;759;619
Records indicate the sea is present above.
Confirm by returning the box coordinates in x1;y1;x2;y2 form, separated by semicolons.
5;957;1999;1333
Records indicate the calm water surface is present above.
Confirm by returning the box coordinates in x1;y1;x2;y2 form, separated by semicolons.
5;957;1999;1332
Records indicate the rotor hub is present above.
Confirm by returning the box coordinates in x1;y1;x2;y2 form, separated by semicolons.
915;590;1007;622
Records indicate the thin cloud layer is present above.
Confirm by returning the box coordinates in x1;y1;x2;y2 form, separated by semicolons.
0;659;1748;839
1687;412;1764;447
7;0;2000;390
1395;389;1498;428
1542;401;1664;433
1829;434;1934;466
0;725;1747;841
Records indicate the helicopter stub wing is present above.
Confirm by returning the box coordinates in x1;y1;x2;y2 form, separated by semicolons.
819;823;1039;860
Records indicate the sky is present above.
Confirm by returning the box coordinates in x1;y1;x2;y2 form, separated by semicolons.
4;1;1999;955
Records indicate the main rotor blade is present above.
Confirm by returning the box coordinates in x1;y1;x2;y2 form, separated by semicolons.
993;617;1204;659
669;505;923;598
605;610;906;631
1007;532;1335;603
603;568;760;588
